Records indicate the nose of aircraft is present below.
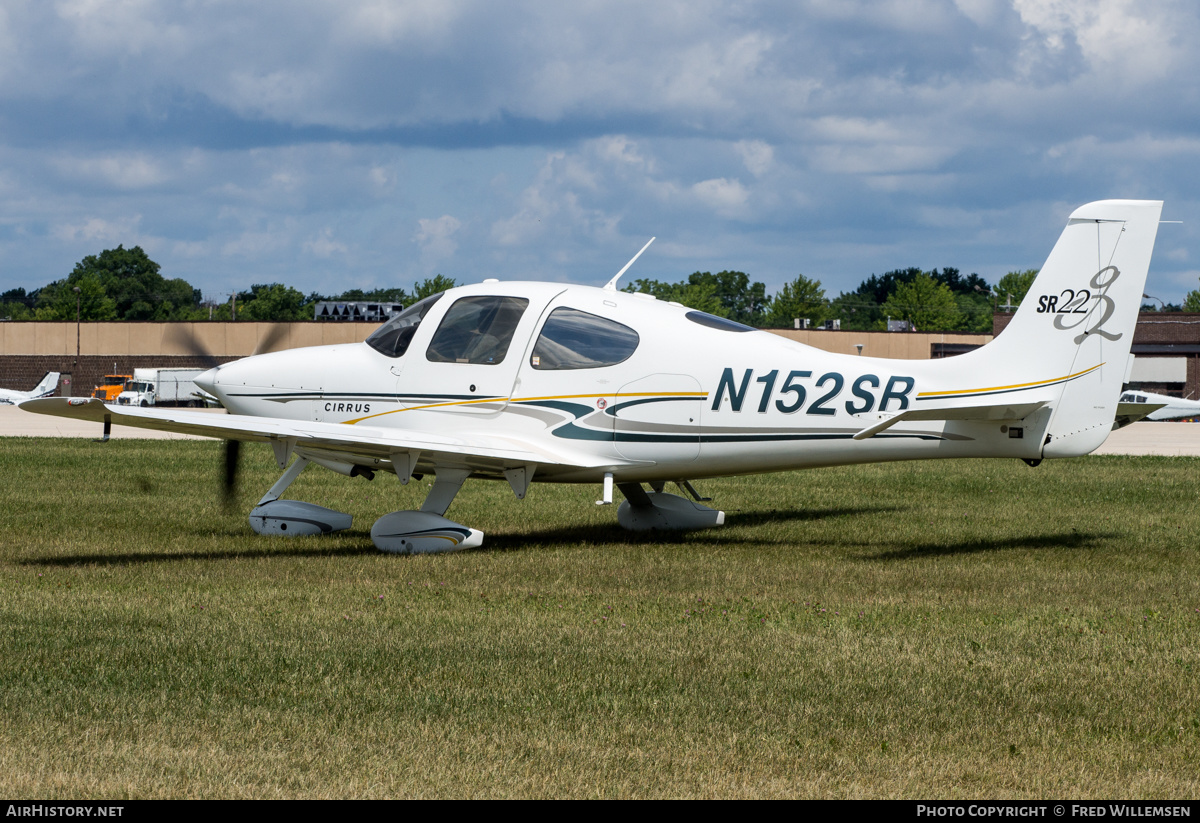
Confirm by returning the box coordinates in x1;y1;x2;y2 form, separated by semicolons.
194;366;220;395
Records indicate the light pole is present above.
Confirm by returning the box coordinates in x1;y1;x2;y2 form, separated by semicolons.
73;286;81;368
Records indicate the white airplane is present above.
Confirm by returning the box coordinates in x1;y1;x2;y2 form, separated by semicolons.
1118;389;1200;422
22;200;1164;553
0;372;59;405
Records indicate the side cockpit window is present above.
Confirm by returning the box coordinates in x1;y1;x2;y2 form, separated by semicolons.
426;296;530;365
365;293;444;358
531;307;640;370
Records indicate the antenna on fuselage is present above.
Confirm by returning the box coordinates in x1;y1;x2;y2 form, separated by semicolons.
603;237;655;291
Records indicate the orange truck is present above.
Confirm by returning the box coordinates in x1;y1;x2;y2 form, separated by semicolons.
92;374;132;402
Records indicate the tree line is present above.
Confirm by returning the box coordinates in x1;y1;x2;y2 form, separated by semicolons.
0;246;457;323
5;244;1199;329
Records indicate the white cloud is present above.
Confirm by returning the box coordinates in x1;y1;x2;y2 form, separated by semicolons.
735;140;773;177
51;152;168;189
414;215;461;260
51;214;141;243
3;3;1200;302
304;227;348;258
689;178;750;218
1013;0;1186;82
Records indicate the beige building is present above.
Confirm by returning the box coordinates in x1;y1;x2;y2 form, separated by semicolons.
1;321;993;396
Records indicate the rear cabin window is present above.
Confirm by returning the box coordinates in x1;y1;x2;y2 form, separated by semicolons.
685;310;756;332
365;293;444;358
530;307;640;370
426;296;530;365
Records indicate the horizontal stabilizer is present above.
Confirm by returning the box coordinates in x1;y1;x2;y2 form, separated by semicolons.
853;402;1047;440
1112;402;1166;430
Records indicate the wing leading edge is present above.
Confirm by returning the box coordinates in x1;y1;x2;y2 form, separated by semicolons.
19;397;627;474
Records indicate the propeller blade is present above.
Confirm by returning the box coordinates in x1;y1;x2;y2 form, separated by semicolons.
223;439;241;510
253;324;290;356
166;325;220;370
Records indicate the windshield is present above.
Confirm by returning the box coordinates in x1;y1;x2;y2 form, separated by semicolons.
365;293;444;358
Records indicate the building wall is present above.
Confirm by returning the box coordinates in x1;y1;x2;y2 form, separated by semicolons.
767;328;991;359
1;321;995;394
993;311;1200;399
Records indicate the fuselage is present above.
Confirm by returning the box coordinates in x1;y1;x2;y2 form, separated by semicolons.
0;373;59;405
1120;389;1200;422
197;282;1050;484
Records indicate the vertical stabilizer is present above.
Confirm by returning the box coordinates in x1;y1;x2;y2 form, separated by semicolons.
980;200;1162;457
32;372;60;398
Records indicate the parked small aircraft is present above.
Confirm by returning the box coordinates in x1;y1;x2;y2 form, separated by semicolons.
23;200;1164;553
0;372;59;405
1119;389;1200;421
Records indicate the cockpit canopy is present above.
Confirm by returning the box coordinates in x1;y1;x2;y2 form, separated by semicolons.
365;293;444;358
367;289;643;370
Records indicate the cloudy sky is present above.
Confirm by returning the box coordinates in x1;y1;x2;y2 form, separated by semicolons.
2;0;1199;304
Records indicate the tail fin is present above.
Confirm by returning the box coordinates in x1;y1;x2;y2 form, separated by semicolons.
980;200;1162;456
32;372;60;398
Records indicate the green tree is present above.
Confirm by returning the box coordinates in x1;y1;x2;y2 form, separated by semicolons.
622;277;727;316
238;284;311;321
687;270;767;325
0;287;34;320
828;288;883;331
1184;287;1200;312
880;273;962;331
954;292;995;333
763;274;828;328
67;245;199;320
34;272;118;320
0;301;31;320
994;269;1038;310
413;275;457;301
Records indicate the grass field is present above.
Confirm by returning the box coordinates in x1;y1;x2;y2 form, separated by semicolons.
1;437;1198;799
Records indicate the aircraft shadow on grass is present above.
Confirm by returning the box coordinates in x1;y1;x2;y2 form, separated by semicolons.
23;543;374;567
24;504;904;566
861;530;1118;561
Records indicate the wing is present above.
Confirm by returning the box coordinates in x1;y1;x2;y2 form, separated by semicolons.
19;397;628;476
852;401;1048;440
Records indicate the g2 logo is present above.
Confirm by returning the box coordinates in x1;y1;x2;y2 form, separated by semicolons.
1035;266;1122;343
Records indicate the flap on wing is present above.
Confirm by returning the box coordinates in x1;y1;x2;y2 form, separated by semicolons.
853;401;1047;441
19;397;621;470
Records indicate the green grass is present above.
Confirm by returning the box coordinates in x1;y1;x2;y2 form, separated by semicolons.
1;438;1198;798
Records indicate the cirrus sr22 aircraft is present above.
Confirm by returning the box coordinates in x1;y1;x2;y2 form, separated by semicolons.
23;200;1164;553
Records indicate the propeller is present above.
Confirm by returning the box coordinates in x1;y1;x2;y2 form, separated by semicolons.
166;322;289;511
223;439;241;511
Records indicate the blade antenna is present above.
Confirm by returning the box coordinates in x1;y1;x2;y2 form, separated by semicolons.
603;237;655;291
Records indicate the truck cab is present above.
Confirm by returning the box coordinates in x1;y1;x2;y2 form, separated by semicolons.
116;379;156;407
92;375;132;402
